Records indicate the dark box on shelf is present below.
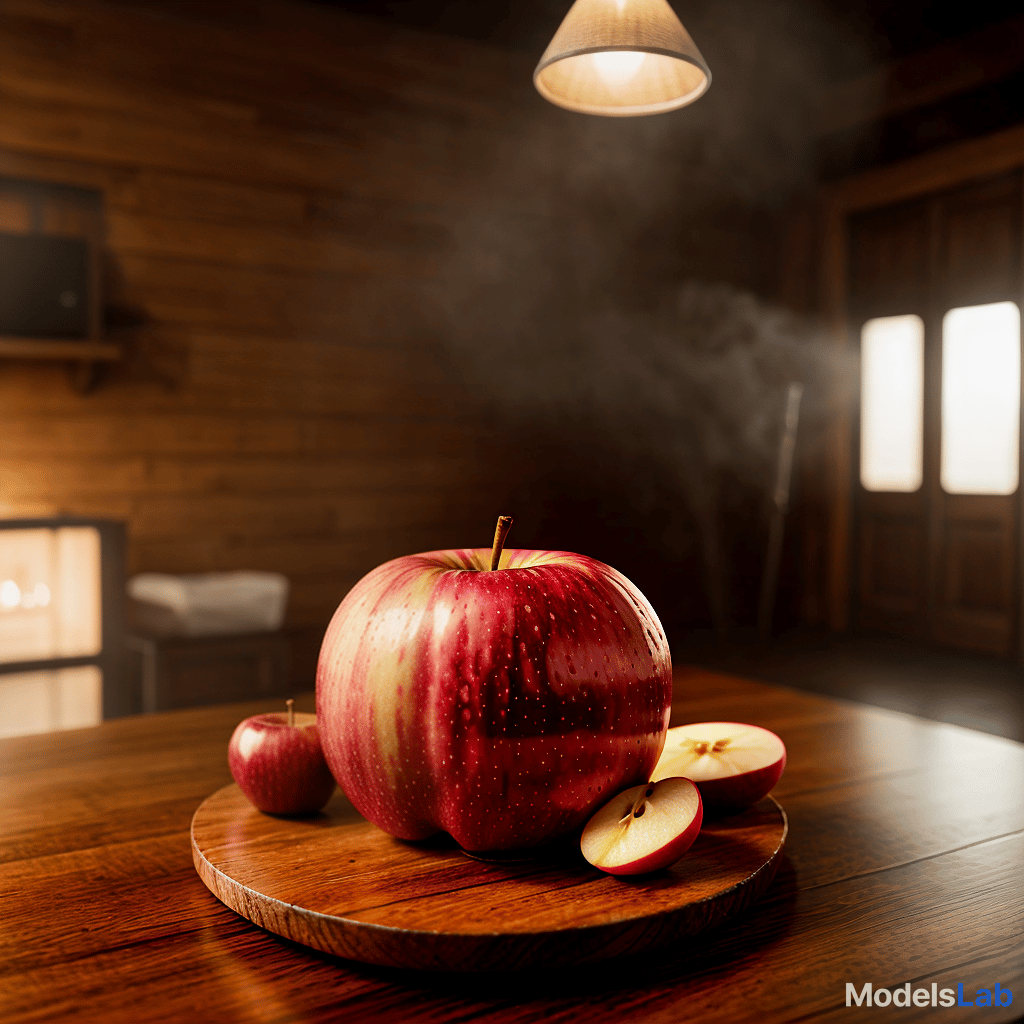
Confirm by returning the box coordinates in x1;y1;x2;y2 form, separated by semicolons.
0;232;90;338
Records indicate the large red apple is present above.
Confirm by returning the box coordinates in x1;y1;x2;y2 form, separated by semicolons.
316;518;673;852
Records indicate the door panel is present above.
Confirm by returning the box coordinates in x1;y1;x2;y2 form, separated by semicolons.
849;170;1023;656
936;496;1016;653
850;204;931;639
943;175;1021;306
858;495;925;632
849;201;931;317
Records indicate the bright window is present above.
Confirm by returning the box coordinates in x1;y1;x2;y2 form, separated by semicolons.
941;302;1021;495
860;315;924;492
0;666;102;738
0;526;101;663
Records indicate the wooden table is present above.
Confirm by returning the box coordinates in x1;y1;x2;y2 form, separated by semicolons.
3;667;1022;1022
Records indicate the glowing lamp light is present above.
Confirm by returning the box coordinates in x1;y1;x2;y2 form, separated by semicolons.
534;0;711;116
1;579;20;609
592;49;647;82
17;583;51;610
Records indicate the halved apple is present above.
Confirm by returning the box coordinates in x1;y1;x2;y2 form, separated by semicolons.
651;721;786;814
580;777;702;875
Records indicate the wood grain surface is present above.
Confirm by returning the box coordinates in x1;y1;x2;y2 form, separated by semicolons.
3;667;1023;1023
191;784;787;971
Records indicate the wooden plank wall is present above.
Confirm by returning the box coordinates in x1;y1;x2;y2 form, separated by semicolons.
0;0;538;673
0;0;777;681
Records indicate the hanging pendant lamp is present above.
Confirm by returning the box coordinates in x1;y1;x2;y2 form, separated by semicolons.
534;0;710;117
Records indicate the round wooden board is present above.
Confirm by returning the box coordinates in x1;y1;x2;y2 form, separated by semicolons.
191;784;787;972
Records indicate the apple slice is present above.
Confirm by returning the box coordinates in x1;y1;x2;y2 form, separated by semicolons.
651;721;786;813
580;777;702;875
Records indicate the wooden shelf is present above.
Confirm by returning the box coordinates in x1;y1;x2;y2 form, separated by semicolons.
0;336;121;392
0;336;121;361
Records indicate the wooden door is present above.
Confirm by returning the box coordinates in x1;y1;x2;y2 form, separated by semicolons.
850;171;1023;655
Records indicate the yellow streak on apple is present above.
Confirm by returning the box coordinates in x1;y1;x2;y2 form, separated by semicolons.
355;568;444;794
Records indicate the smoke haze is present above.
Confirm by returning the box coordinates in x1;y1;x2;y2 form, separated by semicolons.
403;0;878;632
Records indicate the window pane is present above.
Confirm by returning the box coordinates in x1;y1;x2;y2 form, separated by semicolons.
0;665;102;738
860;315;924;492
941;302;1021;495
0;526;101;663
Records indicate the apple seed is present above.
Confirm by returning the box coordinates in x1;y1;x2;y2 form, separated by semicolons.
683;737;732;756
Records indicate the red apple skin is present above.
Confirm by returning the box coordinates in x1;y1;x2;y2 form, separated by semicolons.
316;547;672;852
696;756;786;815
228;712;337;815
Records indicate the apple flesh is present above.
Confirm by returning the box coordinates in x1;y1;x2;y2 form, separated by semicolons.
316;544;672;852
228;705;337;815
581;777;702;875
651;722;786;813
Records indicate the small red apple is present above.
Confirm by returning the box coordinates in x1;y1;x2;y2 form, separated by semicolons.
581;776;703;875
228;699;337;815
651;722;786;813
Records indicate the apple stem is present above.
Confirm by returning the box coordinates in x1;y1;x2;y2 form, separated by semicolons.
286;698;294;727
489;515;513;571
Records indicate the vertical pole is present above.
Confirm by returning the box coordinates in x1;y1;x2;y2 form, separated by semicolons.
758;383;804;640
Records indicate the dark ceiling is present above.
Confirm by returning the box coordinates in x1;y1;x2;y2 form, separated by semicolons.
299;0;1024;179
309;0;1023;72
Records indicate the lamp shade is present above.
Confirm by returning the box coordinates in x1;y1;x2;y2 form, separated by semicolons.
534;0;710;117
